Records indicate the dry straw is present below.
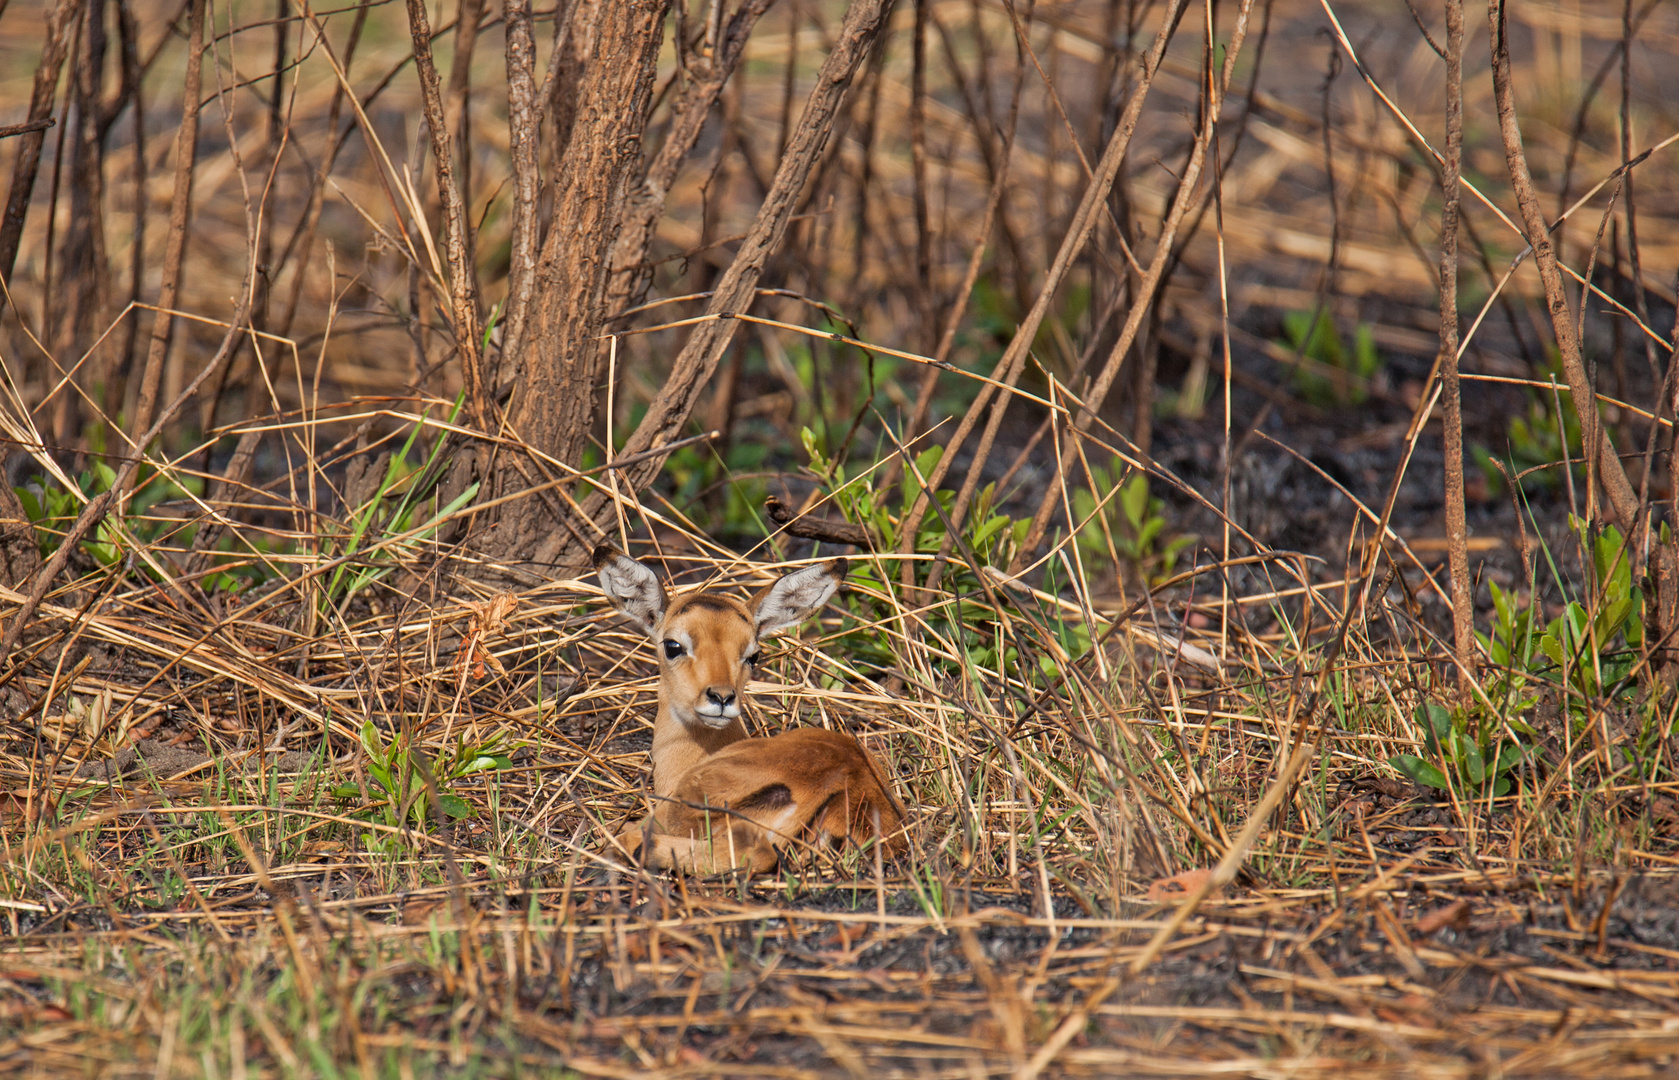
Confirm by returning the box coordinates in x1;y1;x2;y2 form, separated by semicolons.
0;0;1677;1073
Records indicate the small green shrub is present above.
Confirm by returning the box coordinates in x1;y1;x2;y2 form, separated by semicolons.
801;430;1065;683
16;459;203;567
666;440;770;538
1071;460;1194;586
1279;309;1382;406
1392;699;1531;797
1473;354;1589;495
1483;520;1643;712
338;720;515;850
1394;521;1651;795
1473;398;1583;495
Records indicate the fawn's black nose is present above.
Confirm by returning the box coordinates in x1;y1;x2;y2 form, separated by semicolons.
705;687;736;708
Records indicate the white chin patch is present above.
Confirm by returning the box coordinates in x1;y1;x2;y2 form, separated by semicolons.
690;704;740;727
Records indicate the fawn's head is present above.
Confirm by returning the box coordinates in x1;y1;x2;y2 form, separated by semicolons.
593;546;848;730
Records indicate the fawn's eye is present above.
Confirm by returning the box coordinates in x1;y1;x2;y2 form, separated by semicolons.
744;651;761;668
662;640;684;660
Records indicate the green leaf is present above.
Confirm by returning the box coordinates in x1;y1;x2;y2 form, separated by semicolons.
436;792;474;819
970;514;1012;552
1137;517;1164;549
1489;579;1514;633
1594;525;1629;591
88;520;121;566
1540;629;1566;670
15;486;44;522
1460;735;1486;784
1479;629;1508;667
1596;597;1632;641
1391;754;1449;790
901;444;944;511
1565;602;1589;641
1120;476;1149;529
1414;701;1452;752
1354;324;1380;380
801;427;828;476
1625;587;1645;647
454;753;510;777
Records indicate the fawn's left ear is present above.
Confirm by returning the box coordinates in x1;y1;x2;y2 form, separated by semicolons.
593;545;668;639
750;558;847;637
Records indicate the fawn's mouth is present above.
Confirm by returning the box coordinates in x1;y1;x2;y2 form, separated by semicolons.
686;703;741;726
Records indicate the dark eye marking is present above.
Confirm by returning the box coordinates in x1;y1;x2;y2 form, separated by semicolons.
663;639;685;660
744;650;761;668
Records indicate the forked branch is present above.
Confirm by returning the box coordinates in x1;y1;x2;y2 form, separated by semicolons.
602;0;897;505
602;0;778;316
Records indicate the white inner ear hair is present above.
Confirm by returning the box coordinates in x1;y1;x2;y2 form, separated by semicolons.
599;555;665;635
756;564;841;636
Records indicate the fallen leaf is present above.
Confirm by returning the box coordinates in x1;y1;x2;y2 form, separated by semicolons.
1415;900;1470;935
300;840;347;860
400;900;446;926
1147;867;1217;903
0;792;39;821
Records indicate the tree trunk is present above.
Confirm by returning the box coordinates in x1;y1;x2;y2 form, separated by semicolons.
473;0;666;565
601;0;778;316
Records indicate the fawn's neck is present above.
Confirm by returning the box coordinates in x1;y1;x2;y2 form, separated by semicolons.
649;698;748;797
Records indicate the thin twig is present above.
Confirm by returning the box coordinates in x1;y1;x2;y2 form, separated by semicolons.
1438;0;1473;697
404;0;487;429
0;0;83;298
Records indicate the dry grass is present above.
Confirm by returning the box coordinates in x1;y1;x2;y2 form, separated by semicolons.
2;0;1679;1075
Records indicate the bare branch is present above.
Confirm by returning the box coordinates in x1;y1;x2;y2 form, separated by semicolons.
405;0;487;429
1486;0;1638;528
0;0;86;302
765;497;874;549
128;0;207;450
1012;0;1258;570
499;0;540;376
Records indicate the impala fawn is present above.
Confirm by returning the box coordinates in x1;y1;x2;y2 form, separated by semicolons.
594;545;904;874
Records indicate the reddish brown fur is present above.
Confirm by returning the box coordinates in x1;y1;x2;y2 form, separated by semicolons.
595;547;905;874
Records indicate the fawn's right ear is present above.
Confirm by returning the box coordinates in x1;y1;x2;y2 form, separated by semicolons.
593;545;667;639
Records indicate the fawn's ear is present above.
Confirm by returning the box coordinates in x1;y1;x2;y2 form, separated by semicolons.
593;545;667;639
750;559;847;637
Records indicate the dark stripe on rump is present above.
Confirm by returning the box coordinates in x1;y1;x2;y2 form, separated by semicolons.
733;784;793;812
